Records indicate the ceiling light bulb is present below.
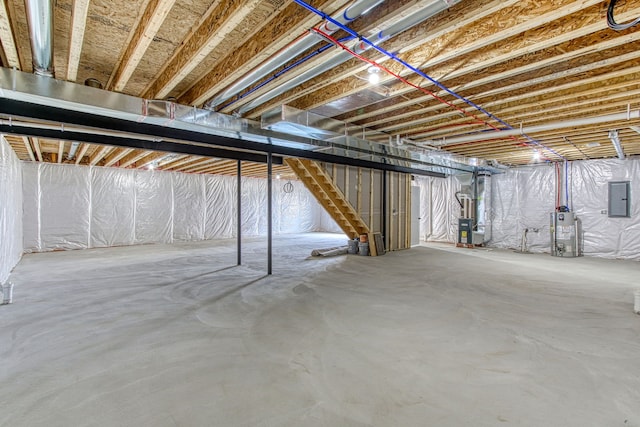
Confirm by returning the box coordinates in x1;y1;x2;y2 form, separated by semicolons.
533;150;541;161
276;174;281;180
367;66;380;84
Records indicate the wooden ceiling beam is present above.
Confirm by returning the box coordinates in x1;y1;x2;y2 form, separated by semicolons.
381;62;640;136
366;58;640;141
225;0;495;116
143;0;262;99
178;0;348;106
119;150;149;168
57;141;64;163
365;33;640;130
104;147;135;167
0;0;20;68
135;151;167;168
75;143;90;165
245;0;601;119
182;159;224;173
21;136;35;161
300;1;636;126
89;145;112;165
31;137;43;162
173;157;213;172
160;155;203;170
66;0;91;81
108;0;177;92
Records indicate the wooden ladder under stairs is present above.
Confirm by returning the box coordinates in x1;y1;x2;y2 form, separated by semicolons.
285;158;369;239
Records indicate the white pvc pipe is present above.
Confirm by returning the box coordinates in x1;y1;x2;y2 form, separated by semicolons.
207;0;384;108
431;109;640;146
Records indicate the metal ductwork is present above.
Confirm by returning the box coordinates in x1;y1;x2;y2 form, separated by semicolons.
235;0;461;115
205;0;385;109
24;0;54;77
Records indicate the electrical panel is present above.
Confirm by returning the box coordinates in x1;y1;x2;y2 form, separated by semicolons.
608;181;630;218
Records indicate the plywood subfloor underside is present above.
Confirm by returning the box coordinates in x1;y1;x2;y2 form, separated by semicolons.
1;234;639;426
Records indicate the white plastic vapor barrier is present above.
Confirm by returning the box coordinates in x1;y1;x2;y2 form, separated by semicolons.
570;159;640;259
491;165;555;252
0;136;23;284
415;175;462;243
22;163;340;253
91;167;136;247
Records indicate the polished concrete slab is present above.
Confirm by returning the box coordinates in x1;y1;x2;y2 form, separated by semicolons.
1;234;639;426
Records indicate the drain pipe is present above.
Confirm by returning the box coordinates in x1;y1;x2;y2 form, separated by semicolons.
206;0;384;109
236;0;460;115
24;0;54;77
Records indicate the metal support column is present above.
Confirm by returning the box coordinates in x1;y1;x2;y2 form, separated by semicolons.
473;169;479;230
382;169;387;251
237;160;242;266
267;153;273;275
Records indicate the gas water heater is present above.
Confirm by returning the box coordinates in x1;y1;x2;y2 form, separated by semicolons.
550;212;581;257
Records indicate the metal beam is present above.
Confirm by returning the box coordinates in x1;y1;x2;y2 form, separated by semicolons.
0;124;282;164
0;99;446;177
237;160;242;266
267;153;273;275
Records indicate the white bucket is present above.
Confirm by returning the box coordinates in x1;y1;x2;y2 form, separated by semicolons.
634;290;640;315
2;282;14;304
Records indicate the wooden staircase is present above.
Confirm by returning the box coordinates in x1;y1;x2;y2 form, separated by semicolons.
285;158;369;239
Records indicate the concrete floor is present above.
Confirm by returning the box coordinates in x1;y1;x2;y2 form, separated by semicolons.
1;233;639;427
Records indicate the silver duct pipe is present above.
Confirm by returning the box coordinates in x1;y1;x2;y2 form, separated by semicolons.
358;0;461;52
24;0;54;77
206;0;385;109
236;0;461;115
608;130;625;159
66;141;81;160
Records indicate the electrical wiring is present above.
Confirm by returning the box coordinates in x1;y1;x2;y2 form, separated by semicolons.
607;0;640;31
302;13;564;161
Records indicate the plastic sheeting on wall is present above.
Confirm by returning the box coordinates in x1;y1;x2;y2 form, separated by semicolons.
570;159;640;259
22;163;339;253
415;175;462;243
422;159;640;260
0;136;23;283
90;167;136;247
491;165;556;252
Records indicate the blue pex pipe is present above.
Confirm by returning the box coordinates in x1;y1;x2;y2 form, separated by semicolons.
292;0;566;161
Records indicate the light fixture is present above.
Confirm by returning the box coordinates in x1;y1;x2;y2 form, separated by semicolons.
532;150;541;162
367;66;380;84
585;142;600;148
276;174;281;180
608;130;625;160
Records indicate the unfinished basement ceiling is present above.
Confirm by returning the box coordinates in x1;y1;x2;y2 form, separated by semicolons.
1;0;640;171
